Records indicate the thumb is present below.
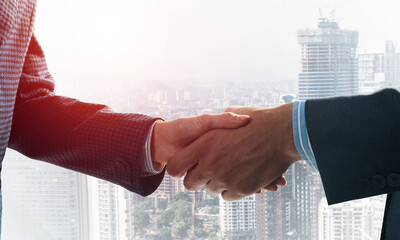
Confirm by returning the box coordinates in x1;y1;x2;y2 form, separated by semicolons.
168;112;250;144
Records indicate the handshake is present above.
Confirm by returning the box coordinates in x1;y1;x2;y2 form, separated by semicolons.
151;103;301;201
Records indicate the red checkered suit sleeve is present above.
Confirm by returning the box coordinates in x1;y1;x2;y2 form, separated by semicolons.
8;35;165;196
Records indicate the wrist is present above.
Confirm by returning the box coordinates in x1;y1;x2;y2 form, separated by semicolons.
274;103;301;164
150;120;171;166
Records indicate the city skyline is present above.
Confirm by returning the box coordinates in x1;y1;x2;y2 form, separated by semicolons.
35;0;400;89
2;3;400;238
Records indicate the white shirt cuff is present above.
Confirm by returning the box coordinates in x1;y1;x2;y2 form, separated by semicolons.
142;120;165;176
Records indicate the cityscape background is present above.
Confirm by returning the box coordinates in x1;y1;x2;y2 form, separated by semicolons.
2;0;400;239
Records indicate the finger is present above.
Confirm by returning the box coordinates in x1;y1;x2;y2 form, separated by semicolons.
263;184;278;192
166;142;199;178
262;176;286;192
183;166;210;191
221;190;245;201
205;180;226;195
170;112;250;144
275;176;287;186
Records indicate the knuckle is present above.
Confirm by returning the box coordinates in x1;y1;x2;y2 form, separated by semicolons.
221;195;230;201
206;179;225;195
205;184;218;195
221;191;230;201
199;114;211;129
213;176;227;188
225;108;236;114
197;171;207;183
166;164;180;178
223;112;236;120
200;113;211;121
183;177;196;191
236;188;247;196
237;183;256;196
222;192;238;202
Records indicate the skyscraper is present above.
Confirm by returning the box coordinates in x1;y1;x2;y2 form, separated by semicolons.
269;17;360;240
319;196;386;240
358;40;400;94
293;161;323;240
318;198;374;240
256;91;324;240
2;150;89;240
370;195;387;239
358;52;385;94
220;195;256;239
298;18;359;100
88;178;136;240
256;161;297;240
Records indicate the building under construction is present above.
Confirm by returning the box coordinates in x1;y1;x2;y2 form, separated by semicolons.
298;18;359;100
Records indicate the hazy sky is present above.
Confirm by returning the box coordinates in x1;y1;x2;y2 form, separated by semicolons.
34;0;400;93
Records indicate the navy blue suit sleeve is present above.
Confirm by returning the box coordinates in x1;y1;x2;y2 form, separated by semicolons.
305;89;400;204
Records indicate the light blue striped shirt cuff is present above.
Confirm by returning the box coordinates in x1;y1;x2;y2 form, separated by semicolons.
292;100;318;170
142;120;164;176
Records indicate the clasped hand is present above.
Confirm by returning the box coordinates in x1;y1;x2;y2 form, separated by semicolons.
152;103;300;201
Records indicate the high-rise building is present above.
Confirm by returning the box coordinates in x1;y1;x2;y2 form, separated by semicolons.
358;52;385;94
318;198;374;240
277;17;360;240
293;161;323;240
220;195;256;239
370;195;387;240
2;150;89;240
256;163;323;240
358;40;400;94
88;178;136;240
298;18;359;100
256;162;297;240
318;195;386;240
256;94;323;240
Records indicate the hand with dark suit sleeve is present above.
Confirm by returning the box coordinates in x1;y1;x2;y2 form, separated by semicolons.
8;35;251;196
167;103;298;200
168;89;400;203
305;88;400;204
303;89;400;240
